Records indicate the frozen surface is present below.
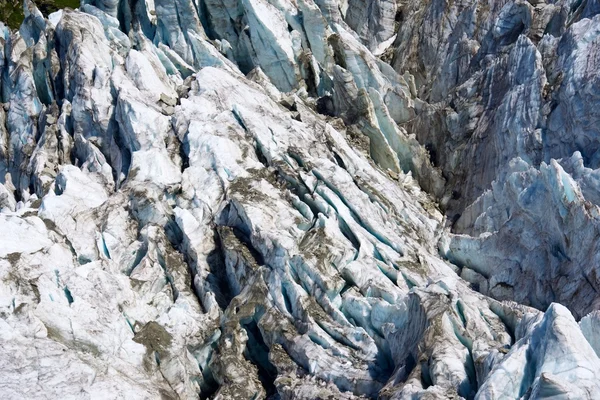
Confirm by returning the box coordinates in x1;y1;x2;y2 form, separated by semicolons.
1;0;600;398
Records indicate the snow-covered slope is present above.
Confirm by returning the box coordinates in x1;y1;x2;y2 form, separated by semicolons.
0;0;600;399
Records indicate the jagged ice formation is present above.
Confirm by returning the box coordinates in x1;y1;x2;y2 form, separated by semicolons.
1;0;600;398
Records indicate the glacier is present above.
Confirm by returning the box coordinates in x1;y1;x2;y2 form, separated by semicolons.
1;0;600;398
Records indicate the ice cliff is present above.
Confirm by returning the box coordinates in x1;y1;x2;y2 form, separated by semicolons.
1;0;600;398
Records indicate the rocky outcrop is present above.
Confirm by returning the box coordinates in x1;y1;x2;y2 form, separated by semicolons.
1;0;600;399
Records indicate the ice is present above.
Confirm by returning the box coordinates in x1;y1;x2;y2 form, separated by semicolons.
1;0;600;398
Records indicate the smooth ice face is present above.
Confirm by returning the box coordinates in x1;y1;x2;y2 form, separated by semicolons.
1;0;600;398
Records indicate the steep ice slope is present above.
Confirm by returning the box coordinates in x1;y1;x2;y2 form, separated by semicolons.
0;0;599;399
390;0;600;319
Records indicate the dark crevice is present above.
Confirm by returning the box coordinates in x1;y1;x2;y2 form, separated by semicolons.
254;141;269;167
328;35;347;69
63;286;74;304
287;149;306;169
371;348;395;384
32;59;54;106
197;0;216;40
425;143;438;168
127;241;148;276
207;230;233;309
118;0;133;34
241;321;278;397
420;360;433;388
518;346;537;398
195;334;221;399
178;134;190;173
316;95;335;117
487;304;517;345
198;370;219;400
232;108;248;132
101;234;111;259
269;162;322;220
254;139;270;168
395;9;403;23
281;283;294;315
372;246;385;262
308;331;330;350
157;251;179;302
303;54;318;97
339;282;353;296
451;322;477;398
112;117;132;187
376;263;399;287
338;217;360;260
332;150;347;170
165;214;185;246
456;300;467;327
159;215;211;314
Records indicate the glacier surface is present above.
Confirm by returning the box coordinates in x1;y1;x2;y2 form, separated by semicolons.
1;0;600;398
